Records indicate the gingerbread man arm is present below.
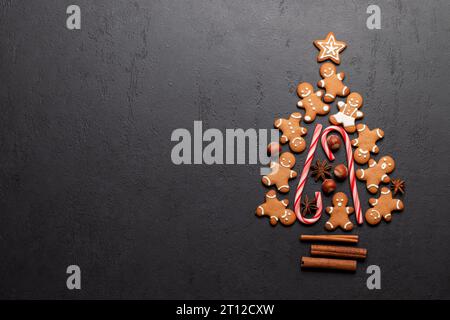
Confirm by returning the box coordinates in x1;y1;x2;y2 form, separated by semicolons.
300;127;307;135
375;128;385;139
256;203;268;216
262;164;278;186
368;159;377;167
346;207;354;215
368;198;378;206
365;174;382;193
369;129;383;153
281;199;289;207
315;90;323;97
337;72;345;80
356;123;366;131
297;100;303;107
290;170;297;179
356;168;367;181
337;101;345;111
326;207;333;214
274;118;283;128
351;138;359;147
269;216;279;225
381;174;391;183
356;111;364;119
317;79;325;88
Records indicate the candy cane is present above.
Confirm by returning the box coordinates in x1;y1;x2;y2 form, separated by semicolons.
294;124;323;224
320;126;363;224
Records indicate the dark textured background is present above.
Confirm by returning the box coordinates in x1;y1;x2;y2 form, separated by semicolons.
0;0;449;299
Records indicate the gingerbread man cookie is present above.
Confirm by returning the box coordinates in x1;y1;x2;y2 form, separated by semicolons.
256;190;296;226
274;112;307;153
262;152;297;193
325;192;354;231
317;63;350;103
296;82;330;123
356;156;395;194
351;124;384;164
365;187;404;225
329;92;364;133
313;32;347;65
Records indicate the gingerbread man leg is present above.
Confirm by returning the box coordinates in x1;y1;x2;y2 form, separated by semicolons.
261;174;273;187
304;109;316;123
325;216;340;231
345;125;356;133
383;199;404;221
329;114;340;126
339;219;353;231
366;176;381;194
276;181;290;193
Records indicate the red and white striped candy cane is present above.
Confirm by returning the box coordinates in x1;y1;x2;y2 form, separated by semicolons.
320;126;363;224
294;124;323;224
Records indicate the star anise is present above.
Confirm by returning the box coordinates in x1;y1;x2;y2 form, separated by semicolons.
311;159;332;182
301;195;318;217
391;178;405;195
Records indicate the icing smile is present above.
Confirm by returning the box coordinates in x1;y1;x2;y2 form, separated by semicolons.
301;89;311;97
323;69;334;77
281;160;291;168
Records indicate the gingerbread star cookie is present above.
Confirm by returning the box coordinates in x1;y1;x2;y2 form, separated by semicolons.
256;190;296;226
274;112;308;153
314;32;347;65
365;187;404;225
351;124;385;164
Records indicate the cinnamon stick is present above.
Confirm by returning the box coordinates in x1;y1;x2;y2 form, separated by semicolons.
300;234;359;244
311;245;367;260
301;257;357;272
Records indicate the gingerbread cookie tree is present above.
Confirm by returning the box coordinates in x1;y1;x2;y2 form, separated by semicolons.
256;31;405;232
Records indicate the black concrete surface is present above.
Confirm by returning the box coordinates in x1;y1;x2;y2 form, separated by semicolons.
0;0;449;299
